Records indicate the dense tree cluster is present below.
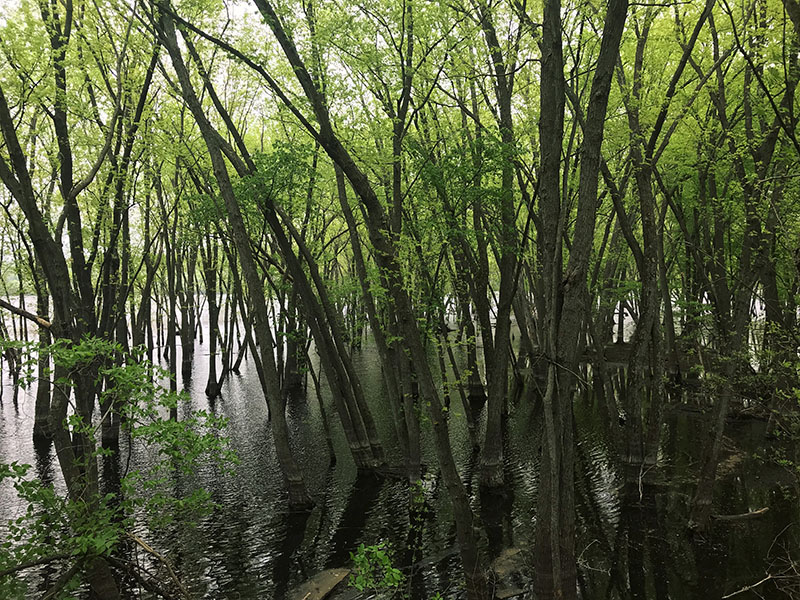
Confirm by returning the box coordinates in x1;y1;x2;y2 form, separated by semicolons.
1;0;799;598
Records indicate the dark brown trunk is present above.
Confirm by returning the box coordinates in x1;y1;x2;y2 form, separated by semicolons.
203;243;222;398
33;272;51;441
535;0;628;596
180;251;197;382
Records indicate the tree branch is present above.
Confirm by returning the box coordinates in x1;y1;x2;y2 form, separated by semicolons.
0;298;52;329
0;553;71;579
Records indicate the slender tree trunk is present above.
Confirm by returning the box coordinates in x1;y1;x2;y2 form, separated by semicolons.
33;280;51;442
203;242;222;398
476;0;519;488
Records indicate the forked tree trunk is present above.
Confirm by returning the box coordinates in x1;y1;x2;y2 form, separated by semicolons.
534;0;628;596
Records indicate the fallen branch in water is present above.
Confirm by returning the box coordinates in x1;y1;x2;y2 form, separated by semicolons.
127;532;192;600
108;556;181;600
712;507;769;521
0;298;51;329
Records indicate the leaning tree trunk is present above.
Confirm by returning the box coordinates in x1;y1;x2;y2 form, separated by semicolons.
157;6;312;507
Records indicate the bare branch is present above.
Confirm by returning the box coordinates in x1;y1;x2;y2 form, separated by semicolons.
721;574;773;598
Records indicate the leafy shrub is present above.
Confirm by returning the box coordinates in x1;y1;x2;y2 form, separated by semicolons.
349;541;405;596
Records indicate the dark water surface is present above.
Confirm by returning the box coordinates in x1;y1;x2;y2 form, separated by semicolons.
1;330;799;599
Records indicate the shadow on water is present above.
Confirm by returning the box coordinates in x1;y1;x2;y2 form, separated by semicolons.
479;485;515;561
33;435;54;486
271;509;314;600
325;473;386;569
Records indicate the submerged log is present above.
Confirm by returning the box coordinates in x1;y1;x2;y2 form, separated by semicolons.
490;547;530;599
496;589;525;599
491;547;523;580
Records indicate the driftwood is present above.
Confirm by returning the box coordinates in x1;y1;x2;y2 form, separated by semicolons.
289;568;350;600
711;507;769;522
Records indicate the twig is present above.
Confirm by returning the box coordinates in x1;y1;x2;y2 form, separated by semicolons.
638;462;657;502
107;556;181;600
712;507;769;522
722;574;773;598
577;540;610;575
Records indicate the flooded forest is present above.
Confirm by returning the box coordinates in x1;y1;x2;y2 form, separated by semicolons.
1;0;800;598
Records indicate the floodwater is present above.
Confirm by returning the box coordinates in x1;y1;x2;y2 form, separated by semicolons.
1;327;799;599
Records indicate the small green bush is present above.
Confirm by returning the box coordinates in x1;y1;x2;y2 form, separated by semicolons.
349;541;405;595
